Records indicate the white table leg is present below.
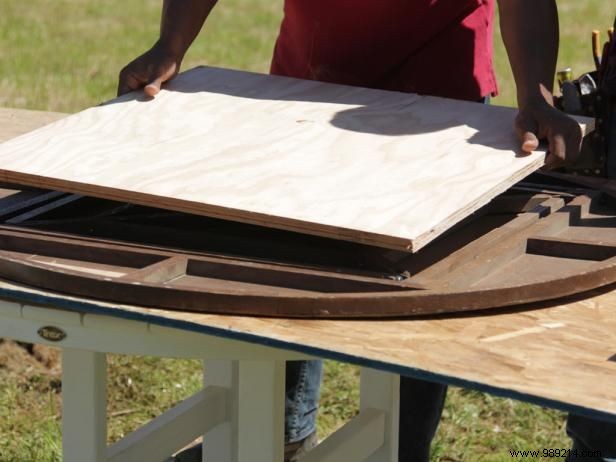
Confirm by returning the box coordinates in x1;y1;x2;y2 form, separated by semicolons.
297;366;398;462
203;359;285;462
360;367;400;462
62;349;107;462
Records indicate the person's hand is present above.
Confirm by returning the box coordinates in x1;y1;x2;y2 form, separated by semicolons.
515;98;583;169
117;42;181;97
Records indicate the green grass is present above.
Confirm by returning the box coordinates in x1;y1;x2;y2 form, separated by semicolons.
1;1;614;461
0;350;204;462
105;356;203;442
0;0;282;112
0;376;62;462
1;0;613;112
0;355;571;462
493;1;613;106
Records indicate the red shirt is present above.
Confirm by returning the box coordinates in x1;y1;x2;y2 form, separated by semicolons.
270;0;497;101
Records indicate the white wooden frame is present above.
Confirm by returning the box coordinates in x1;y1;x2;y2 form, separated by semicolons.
0;299;401;462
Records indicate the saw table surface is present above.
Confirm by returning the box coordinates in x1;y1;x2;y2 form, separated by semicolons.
1;108;616;462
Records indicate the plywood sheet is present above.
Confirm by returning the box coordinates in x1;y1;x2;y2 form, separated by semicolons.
0;67;549;251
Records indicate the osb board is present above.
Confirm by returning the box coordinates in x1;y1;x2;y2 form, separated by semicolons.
0;67;551;252
1;278;616;421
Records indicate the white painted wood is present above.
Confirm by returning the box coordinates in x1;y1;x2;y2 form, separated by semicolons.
0;303;308;360
0;299;22;317
22;304;82;325
61;349;107;462
360;368;400;462
299;408;385;462
147;322;310;361
0;66;558;251
82;313;148;334
0;302;297;462
107;386;228;462
237;360;285;462
203;360;235;462
193;366;395;462
203;359;285;462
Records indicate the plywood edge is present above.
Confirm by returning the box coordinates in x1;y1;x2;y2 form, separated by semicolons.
411;154;546;252
0;170;415;251
411;114;593;252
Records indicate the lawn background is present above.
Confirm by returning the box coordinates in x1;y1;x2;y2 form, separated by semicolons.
0;1;614;461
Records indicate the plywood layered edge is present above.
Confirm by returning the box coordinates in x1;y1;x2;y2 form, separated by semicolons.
0;170;417;250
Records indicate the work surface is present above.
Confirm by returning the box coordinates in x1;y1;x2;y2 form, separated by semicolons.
0;67;548;252
1;107;615;424
3;277;616;423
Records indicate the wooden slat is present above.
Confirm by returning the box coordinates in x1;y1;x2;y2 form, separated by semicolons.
107;387;228;462
3;189;616;317
0;67;571;252
300;409;386;462
3;219;616;316
527;236;616;261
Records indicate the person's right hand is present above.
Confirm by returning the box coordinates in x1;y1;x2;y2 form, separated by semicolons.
117;42;181;97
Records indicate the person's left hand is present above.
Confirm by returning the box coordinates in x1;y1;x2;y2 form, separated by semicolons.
514;98;583;169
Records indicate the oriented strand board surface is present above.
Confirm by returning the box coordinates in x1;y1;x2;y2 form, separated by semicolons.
133;287;616;420
2;278;616;420
0;67;547;251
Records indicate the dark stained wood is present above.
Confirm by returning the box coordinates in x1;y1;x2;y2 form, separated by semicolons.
1;189;616;317
527;236;616;261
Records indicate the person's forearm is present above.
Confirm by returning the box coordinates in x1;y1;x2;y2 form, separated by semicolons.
498;0;559;108
158;0;218;59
